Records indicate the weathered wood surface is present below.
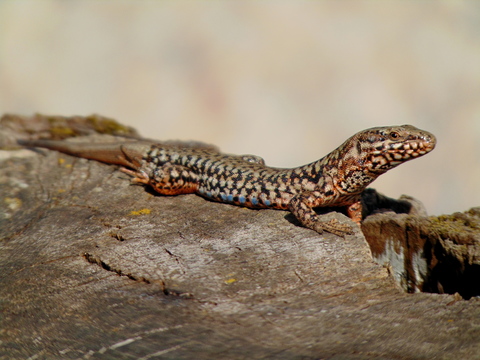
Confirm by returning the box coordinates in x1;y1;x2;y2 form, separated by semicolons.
1;119;480;359
363;207;480;298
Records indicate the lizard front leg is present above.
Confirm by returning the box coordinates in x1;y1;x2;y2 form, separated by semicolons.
288;192;355;236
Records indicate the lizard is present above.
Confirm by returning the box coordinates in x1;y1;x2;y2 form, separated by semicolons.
18;125;436;236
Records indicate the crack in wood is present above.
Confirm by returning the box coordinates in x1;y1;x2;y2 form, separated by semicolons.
82;252;194;299
82;252;150;284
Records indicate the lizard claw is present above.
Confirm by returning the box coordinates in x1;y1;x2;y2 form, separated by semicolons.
120;167;150;185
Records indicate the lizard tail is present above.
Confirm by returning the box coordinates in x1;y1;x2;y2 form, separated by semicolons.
17;139;152;170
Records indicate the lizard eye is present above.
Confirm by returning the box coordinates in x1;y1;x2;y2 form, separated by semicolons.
389;131;400;140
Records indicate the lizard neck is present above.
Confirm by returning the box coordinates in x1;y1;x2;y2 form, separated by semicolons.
307;135;380;195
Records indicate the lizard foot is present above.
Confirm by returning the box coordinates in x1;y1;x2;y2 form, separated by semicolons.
313;218;355;237
120;167;150;185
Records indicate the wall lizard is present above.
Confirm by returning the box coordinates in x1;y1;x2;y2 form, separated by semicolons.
18;125;436;236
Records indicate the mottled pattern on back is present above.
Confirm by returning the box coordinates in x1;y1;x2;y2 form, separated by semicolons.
143;146;327;209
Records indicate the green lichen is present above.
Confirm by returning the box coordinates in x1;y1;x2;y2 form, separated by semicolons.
86;115;134;135
44;115;78;138
49;126;77;137
40;113;137;137
428;213;480;245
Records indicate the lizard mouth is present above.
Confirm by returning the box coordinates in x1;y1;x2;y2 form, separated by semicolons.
387;136;436;160
370;132;436;171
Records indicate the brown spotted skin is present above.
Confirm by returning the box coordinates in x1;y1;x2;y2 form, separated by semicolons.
19;125;436;236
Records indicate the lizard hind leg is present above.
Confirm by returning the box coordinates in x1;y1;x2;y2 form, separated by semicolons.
147;164;199;195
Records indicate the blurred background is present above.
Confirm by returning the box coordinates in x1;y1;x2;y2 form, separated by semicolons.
1;1;479;215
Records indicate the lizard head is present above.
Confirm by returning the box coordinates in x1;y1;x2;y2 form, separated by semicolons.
355;124;436;174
